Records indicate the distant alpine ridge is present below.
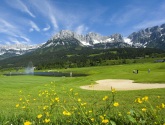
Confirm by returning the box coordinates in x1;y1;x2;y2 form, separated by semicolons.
0;44;39;60
0;23;165;60
42;23;165;50
41;30;130;49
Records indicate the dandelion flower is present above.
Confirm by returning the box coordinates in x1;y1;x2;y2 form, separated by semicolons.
135;98;143;104
37;114;42;119
45;112;50;116
100;115;104;120
113;102;119;107
102;119;109;124
142;96;148;101
89;110;92;113
81;102;87;106
43;106;48;110
103;96;108;101
44;118;50;123
78;98;81;102
142;108;147;112
22;106;26;109
24;121;31;125
70;88;73;91
63;111;71;116
111;88;116;93
55;97;59;102
91;118;94;122
161;103;165;108
16;104;19;108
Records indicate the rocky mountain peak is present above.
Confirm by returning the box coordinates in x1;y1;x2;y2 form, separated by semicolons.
52;30;75;39
1;23;165;60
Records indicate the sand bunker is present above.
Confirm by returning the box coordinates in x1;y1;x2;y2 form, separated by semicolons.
80;79;165;91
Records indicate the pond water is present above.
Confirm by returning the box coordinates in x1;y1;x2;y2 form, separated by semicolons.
4;71;88;77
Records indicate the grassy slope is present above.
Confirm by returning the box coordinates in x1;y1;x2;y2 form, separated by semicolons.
0;62;165;114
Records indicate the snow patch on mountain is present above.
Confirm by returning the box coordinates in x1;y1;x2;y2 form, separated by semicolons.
80;41;91;46
123;37;132;45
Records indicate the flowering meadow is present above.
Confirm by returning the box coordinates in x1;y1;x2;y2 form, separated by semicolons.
0;63;165;124
1;81;164;125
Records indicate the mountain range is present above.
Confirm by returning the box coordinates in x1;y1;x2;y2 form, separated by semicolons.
0;23;165;60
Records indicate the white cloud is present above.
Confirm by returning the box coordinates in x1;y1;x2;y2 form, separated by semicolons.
29;21;40;32
0;19;18;36
29;0;58;30
50;15;58;29
133;19;165;30
8;37;21;44
75;25;88;34
0;18;31;45
20;36;31;42
43;24;51;31
6;0;35;18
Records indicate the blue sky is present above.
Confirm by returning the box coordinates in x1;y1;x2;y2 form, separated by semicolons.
0;0;165;45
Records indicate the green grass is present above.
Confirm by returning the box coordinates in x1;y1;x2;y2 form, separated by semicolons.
0;62;165;124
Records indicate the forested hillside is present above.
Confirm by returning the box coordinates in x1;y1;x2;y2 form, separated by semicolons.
0;47;165;70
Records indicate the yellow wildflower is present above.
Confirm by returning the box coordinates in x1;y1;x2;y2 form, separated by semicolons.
22;106;26;109
103;96;108;101
157;96;160;99
37;114;42;119
70;88;73;91
81;102;87;106
135;98;143;103
43;106;48;110
74;93;78;95
44;118;50;123
19;98;22;101
89;110;92;113
127;112;131;115
111;88;116;93
45;112;50;116
102;119;109;124
100;115;104;120
161;103;165;108
63;111;71;116
55;97;59;102
16;104;19;108
91;118;94;122
24;121;31;125
142;108;147;112
142;96;148;101
78;98;81;102
113;102;119;107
